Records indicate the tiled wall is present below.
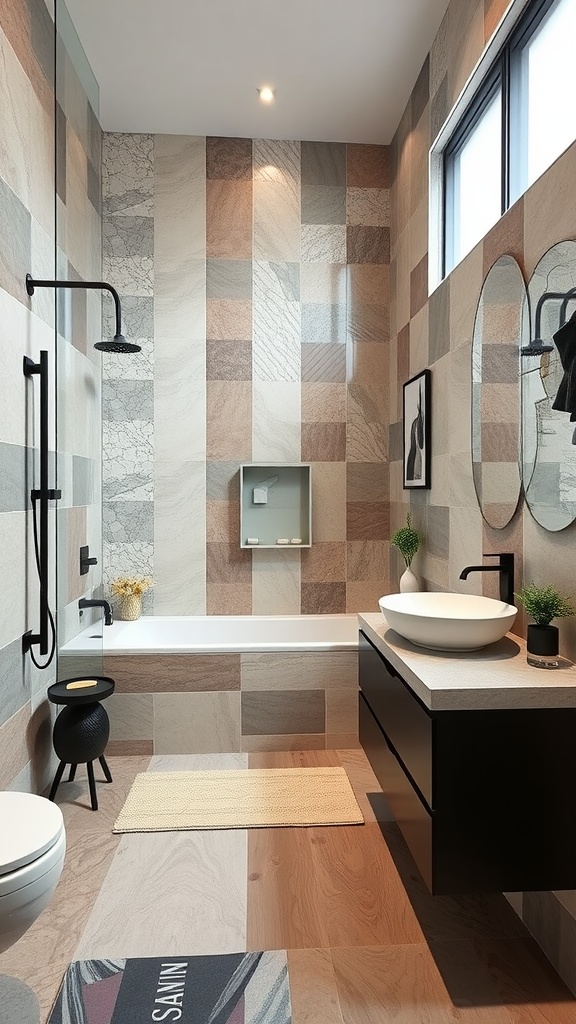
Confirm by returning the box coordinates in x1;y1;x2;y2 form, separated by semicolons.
103;650;359;754
101;136;390;616
389;0;576;995
0;0;102;792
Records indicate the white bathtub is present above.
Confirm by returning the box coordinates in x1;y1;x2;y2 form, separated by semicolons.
61;614;360;655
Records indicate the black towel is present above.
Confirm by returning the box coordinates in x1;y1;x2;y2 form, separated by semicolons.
551;310;576;421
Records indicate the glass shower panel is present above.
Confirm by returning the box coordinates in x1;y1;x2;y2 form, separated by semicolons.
55;0;104;682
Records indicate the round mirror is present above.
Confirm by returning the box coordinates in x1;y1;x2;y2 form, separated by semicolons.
471;255;525;529
522;240;576;532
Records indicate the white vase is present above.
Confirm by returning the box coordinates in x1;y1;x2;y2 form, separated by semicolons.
399;566;419;593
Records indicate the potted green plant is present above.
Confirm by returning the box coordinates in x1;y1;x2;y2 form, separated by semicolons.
391;511;420;593
515;583;574;668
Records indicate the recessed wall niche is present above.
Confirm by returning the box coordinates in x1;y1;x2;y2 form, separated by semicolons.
239;465;312;549
471;255;526;529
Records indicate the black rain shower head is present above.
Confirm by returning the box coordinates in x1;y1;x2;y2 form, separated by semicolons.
522;287;576;357
521;339;554;356
25;275;141;354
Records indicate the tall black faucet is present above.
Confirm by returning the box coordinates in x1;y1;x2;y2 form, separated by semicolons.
459;553;515;606
79;598;114;626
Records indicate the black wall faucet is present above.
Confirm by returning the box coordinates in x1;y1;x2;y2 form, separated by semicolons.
79;598;114;626
459;553;515;606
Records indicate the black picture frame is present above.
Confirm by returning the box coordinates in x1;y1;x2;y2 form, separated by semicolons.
403;369;431;489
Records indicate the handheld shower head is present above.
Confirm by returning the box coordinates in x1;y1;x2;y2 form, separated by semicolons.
25;275;141;354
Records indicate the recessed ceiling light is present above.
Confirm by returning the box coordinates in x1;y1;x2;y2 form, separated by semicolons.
258;86;275;104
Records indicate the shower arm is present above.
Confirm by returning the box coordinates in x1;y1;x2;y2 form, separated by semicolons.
534;287;576;343
25;274;123;337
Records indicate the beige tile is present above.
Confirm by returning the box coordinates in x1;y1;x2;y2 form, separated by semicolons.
409;303;429;377
241;652;358;691
0;702;31;789
241;733;326;752
301;541;346;582
206;180;252;259
326;688;358;737
206;380;252;459
254;179;300;262
75;827;247;959
301;382;347;423
206;500;240;542
409;197;428;267
252;548;301;614
107;739;154;756
313;464;345;542
242;689;325;735
105;653;241;693
346;187;389;227
347;541;389;582
346;581;387;613
107;693;153;741
153;691;241;754
524;142;576;277
206;298;252;340
207;582;253;614
148;753;248;772
300;263;347;305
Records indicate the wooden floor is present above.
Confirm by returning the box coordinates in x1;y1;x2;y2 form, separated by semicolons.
1;749;575;1023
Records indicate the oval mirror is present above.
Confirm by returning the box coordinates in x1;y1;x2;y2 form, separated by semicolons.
522;240;576;532
471;255;525;529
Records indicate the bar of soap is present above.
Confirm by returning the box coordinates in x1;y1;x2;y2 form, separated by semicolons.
66;680;98;690
246;537;259;545
290;538;303;544
276;538;289;545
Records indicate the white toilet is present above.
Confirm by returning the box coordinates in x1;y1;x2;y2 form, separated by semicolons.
0;792;66;954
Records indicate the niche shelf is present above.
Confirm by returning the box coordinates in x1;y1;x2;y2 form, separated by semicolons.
240;464;312;549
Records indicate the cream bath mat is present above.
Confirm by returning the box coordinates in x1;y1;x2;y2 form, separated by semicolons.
113;766;364;832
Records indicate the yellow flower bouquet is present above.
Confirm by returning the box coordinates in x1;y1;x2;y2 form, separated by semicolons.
110;576;153;620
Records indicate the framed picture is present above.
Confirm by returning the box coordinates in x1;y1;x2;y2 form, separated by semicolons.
403;369;431;489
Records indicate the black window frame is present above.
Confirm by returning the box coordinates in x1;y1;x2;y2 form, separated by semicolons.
443;0;561;277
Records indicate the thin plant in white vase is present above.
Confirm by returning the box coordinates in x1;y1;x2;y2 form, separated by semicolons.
391;512;420;593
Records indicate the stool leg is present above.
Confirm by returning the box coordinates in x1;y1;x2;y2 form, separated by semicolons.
86;761;98;811
49;761;66;802
99;755;113;783
68;764;77;782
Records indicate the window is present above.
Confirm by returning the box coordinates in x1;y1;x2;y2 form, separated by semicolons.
442;0;576;277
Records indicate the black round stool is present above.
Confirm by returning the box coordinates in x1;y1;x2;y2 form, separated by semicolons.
47;677;115;810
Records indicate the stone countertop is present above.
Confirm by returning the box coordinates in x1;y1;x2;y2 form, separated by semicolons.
358;612;576;711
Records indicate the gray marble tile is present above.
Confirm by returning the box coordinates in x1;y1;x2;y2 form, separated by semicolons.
206;462;240;501
72;455;96;506
301;185;346;225
103;421;153;501
103;380;154;422
102;295;154;340
301;303;347;344
0;636;29;729
301;142;346;186
0;444;29;512
103;542;154;598
103;501;154;544
103;337;154;382
102;255;154;297
102;133;154;217
427;504;450;559
253;262;300;382
103;215;154;258
206;259;252;300
0;177;31;304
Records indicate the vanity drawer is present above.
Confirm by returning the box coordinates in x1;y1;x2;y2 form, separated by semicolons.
360;693;433;891
359;631;433;807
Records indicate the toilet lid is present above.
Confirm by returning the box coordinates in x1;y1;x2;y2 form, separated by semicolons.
0;793;64;874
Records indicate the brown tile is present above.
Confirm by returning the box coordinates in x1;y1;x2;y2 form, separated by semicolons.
0;0;52;111
410;253;428;317
206;380;252;459
411;55;430;129
104;653;241;692
347;300;389;344
106;739;154;756
206;180;252;259
206;499;240;541
301;582;347;614
242;689;325;735
207;582;252;615
207;541;252;584
346;463;389;503
347;541;389;582
348;263;389;306
302;343;346;383
484;0;509;40
347;501;390;540
397;323;410;383
206;340;252;380
206;299;252;341
346;144;391;188
206;136;252;180
347;225;390;264
301;542;346;583
429;277;450;364
301;382;346;423
301;422;346;461
346;581;387;612
483;196;525;277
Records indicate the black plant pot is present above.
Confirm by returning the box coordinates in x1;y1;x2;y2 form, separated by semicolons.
526;624;559;668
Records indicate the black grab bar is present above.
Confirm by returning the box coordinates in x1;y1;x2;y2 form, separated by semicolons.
23;351;61;656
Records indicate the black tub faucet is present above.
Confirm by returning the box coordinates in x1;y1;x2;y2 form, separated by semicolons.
459;553;515;607
79;598;114;626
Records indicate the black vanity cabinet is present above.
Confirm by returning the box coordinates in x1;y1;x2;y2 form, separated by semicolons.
359;630;576;895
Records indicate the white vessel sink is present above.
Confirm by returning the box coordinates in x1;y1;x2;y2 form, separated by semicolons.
378;592;517;652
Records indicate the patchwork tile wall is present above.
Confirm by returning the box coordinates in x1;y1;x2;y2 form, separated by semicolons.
101;136;390;615
389;0;576;994
103;650;359;754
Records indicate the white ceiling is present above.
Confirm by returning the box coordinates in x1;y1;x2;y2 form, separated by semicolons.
65;0;451;144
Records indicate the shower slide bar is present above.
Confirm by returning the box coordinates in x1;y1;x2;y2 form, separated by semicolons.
22;350;61;657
